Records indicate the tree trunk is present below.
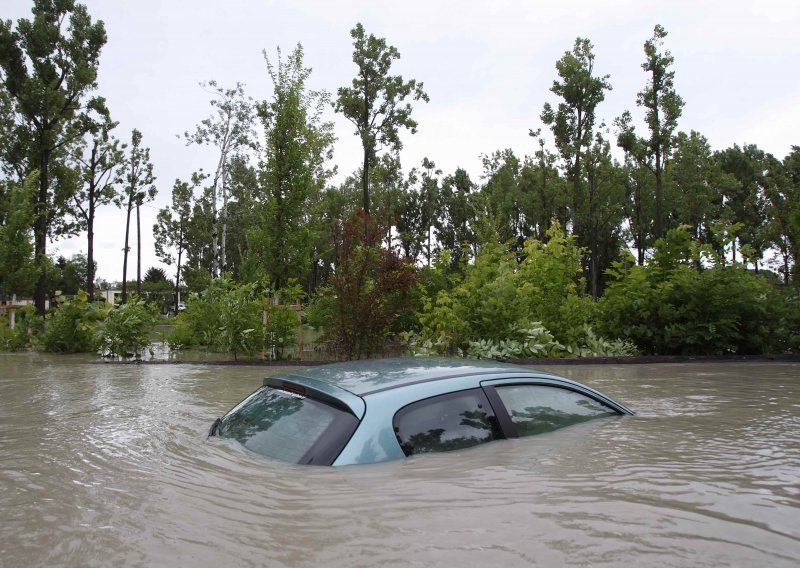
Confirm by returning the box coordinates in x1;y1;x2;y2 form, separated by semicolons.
175;230;183;313
34;147;50;315
221;172;228;275
121;195;133;304
87;197;95;300
136;203;142;296
362;145;370;216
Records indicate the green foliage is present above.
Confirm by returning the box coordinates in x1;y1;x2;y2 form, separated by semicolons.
0;306;36;351
98;298;157;359
0;0;108;313
414;224;627;357
167;278;265;359
167;279;228;349
249;44;335;289
216;282;263;360
39;293;105;353
0;174;37;296
263;283;304;359
467;323;565;360
335;22;429;214
598;227;795;355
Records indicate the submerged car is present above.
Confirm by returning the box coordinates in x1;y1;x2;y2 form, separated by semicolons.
209;358;634;466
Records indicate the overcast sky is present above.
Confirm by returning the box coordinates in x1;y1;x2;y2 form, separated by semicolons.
5;0;800;283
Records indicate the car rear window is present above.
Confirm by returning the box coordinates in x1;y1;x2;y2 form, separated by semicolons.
218;387;358;465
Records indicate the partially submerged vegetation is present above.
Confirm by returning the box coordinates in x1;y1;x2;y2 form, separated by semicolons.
2;224;797;361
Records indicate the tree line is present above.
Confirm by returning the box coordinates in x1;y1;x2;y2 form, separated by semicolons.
1;1;798;358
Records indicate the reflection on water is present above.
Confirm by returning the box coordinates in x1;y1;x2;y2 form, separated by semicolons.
1;354;799;566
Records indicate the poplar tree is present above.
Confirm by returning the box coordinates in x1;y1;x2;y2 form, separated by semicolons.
118;129;155;304
541;38;611;240
184;81;255;277
616;24;684;239
253;44;335;290
154;174;204;311
71;118;123;299
336;23;428;216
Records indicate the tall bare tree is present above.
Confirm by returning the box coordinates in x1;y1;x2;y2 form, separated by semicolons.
184;81;255;277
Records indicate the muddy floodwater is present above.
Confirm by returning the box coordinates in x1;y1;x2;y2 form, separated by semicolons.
1;353;798;567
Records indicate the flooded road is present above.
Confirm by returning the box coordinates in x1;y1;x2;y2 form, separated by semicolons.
1;353;798;567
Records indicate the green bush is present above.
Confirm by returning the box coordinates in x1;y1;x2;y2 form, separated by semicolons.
414;224;613;355
39;293;105;353
0;306;36;351
263;284;304;360
166;278;266;359
98;298;158;359
598;227;794;355
216;282;263;360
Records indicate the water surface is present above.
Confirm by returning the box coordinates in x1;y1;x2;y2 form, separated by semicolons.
1;353;798;566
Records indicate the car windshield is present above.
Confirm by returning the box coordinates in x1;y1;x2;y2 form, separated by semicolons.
218;387;357;465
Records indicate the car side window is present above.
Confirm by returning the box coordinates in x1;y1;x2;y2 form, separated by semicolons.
494;385;616;437
393;389;501;456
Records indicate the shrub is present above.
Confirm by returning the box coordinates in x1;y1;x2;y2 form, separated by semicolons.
598;227;793;355
98;298;158;359
39;293;105;353
166;278;267;359
216;282;263;360
327;210;418;360
263;284;304;360
414;223;610;355
0;306;37;351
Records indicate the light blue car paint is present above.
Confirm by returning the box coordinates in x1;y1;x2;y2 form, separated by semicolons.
220;358;634;466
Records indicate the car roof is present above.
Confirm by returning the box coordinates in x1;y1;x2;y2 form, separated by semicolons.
273;357;552;397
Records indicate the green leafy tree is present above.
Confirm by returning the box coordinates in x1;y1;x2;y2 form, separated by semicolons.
335;23;429;215
716;144;770;269
370;152;405;248
0;0;108;314
667;131;736;260
183;81;255;277
616;24;684;239
521;129;569;241
251;44;335;290
71;117;123;298
436;167;477;269
48;253;94;295
764;147;800;283
620;155;655;264
118;129;156;303
541;37;611;240
479;149;524;247
0;173;37;297
154;173;204;311
580;133;626;298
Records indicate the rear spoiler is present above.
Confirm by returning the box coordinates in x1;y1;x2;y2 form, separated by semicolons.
263;375;366;419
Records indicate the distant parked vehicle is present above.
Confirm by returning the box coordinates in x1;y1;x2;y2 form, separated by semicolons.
209;358;635;466
176;303;187;312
